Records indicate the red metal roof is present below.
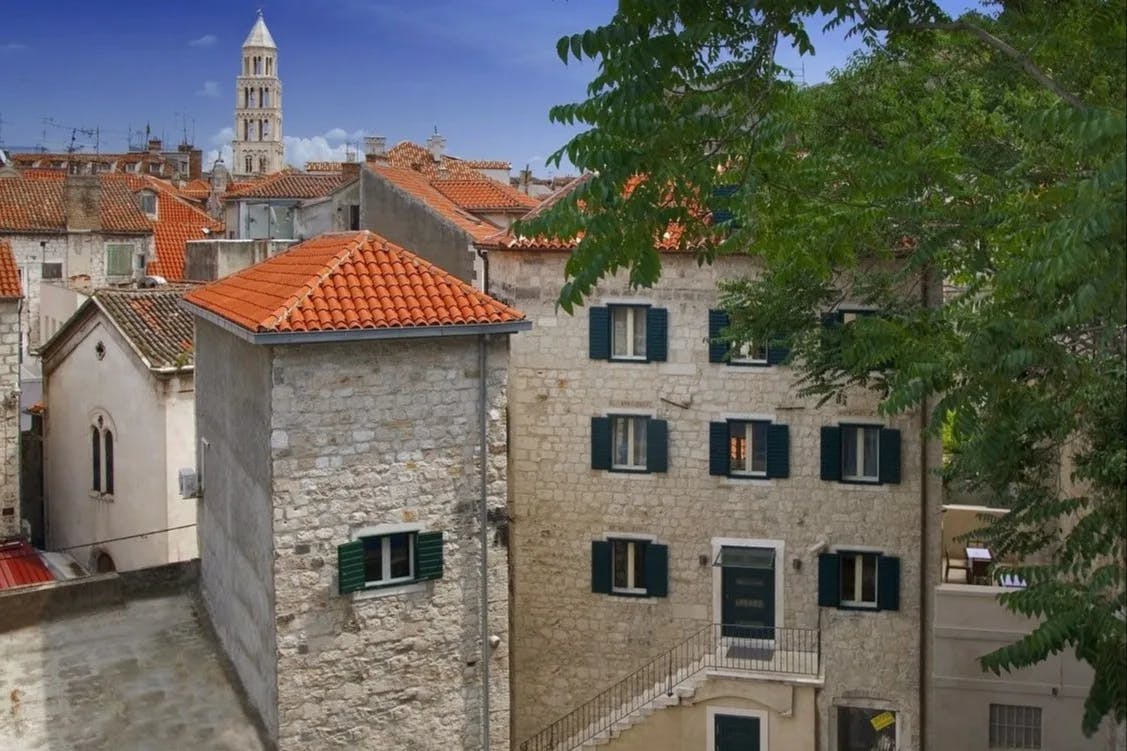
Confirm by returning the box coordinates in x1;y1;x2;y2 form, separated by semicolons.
0;540;55;590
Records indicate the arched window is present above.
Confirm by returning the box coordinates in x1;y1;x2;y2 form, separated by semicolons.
245;155;254;173
91;426;101;491
104;430;114;495
95;551;116;573
259;157;267;173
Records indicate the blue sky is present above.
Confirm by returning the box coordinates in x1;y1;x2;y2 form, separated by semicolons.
0;0;981;175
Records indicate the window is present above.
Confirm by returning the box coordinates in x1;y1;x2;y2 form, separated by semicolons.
818;551;899;611
245;155;254;173
820;424;901;484
259;157;267;173
41;262;63;280
137;190;157;216
105;244;134;276
591;538;668;597
708;309;787;366
349;204;360;231
589;305;668;362
837;706;897;751
337;530;443;594
710;420;789;479
989;704;1042;749
591;415;667;473
90;417;114;496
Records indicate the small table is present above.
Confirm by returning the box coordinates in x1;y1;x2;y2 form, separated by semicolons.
966;547;992;584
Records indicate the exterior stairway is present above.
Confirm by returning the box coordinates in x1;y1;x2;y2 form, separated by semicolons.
519;624;820;751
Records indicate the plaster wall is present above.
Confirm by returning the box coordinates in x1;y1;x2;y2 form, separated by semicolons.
193;319;278;737
268;335;511;750
0;300;19;537
490;250;938;749
42;315;187;571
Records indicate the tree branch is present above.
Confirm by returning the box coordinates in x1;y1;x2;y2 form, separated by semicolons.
905;21;1088;110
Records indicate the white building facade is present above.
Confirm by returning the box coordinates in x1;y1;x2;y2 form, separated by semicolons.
232;11;284;177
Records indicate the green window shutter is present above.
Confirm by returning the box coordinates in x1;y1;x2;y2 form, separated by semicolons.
591;416;612;470
877;555;901;611
709;422;730;476
646;418;668;473
765;424;790;479
645;543;669;597
879;428;902;484
766;343;790;366
820;426;842;481
589;307;610;359
708;309;730;363
646;307;668;362
591;540;612;594
817;553;841;607
415;531;444;581
337;540;365;594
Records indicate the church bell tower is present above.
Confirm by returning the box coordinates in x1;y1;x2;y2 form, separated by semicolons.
232;10;284;177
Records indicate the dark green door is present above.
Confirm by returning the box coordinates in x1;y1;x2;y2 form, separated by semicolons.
721;547;775;638
716;714;761;751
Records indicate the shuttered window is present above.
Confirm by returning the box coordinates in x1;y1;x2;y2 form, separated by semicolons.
708;309;789;366
818;552;900;611
338;530;444;594
591;415;668;473
709;420;789;479
589;305;668;362
820;425;901;484
592;538;668;598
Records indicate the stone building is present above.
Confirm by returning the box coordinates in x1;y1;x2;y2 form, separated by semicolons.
181;230;529;749
480;181;941;750
232;11;285;177
37;286;198;573
0;241;21;538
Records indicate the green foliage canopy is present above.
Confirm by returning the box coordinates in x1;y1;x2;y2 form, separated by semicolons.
522;0;1127;734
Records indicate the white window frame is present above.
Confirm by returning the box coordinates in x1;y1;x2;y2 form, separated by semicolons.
358;531;415;588
729;420;768;477
839;550;879;609
137;190;157;217
842;424;880;482
610;305;648;360
104;243;135;277
989;703;1042;749
611;414;648;471
610;538;649;595
729;339;768;365
706;706;769;751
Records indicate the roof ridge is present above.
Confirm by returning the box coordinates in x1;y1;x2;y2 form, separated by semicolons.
261;232;367;331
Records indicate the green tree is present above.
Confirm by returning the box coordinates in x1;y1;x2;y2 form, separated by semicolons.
522;0;1126;734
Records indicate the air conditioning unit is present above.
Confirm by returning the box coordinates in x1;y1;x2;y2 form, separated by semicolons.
178;468;199;499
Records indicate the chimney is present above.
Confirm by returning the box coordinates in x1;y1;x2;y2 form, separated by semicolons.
426;131;446;162
519;165;532;194
188;148;203;180
364;136;388;165
341;161;361;181
65;175;102;231
147;138;162;155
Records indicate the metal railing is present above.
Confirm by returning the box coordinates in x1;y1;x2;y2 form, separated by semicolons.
519;624;820;751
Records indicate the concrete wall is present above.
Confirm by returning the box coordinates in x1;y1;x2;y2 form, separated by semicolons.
268;335;511;750
933;584;1119;750
358;168;476;283
0;299;19;537
42;313;195;571
38;282;88;346
490;250;938;749
194;318;279;737
600;678;817;751
184;239;297;282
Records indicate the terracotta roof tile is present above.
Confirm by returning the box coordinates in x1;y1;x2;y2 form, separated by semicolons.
370;165;500;241
0;540;55;591
119;175;223;279
0;240;22;298
460;159;511;170
178;179;212;200
0;175;151;234
224;170;346;199
431;178;539;212
386;141;507;179
184;230;524;334
93;286;197;369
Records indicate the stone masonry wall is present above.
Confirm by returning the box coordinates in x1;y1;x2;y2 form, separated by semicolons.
0;300;19;537
269;335;511;750
491;250;938;750
193;319;279;737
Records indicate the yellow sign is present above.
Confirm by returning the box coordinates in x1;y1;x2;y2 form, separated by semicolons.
870;711;896;731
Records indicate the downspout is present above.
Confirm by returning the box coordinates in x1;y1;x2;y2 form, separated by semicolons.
918;266;931;751
478;333;491;750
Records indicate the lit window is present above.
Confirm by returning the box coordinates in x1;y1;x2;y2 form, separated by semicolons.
729;420;768;476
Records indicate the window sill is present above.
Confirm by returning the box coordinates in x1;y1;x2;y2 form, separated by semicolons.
720;477;773;488
726;361;771;368
607;591;658;601
351;580;428;601
602;469;657;479
836;603;881;612
89;491;114;502
607;357;650;364
834;481;889;491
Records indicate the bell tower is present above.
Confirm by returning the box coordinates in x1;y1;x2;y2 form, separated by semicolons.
232;10;284;177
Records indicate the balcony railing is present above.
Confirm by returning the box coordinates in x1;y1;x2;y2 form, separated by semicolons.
519;624;820;751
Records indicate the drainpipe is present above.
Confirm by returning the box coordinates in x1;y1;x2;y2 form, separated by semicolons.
918;267;932;751
478;333;491;750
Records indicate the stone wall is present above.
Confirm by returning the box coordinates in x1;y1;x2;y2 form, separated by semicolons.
194;319;279;737
268;335;511;750
0;299;20;537
490;250;938;749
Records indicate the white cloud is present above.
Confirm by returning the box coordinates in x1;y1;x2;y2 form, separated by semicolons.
284;136;356;166
204;145;234;171
1;42;26;52
323;128;349;141
188;34;218;48
196;81;221;97
210;127;234;147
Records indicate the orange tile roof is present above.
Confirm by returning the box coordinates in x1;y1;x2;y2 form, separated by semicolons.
223;170;346;199
431;178;539;212
98;177;155;233
386;141;509;179
178;178;212;200
0;240;22;298
119;175;224;279
370;165;500;241
0;174;152;234
184;230;525;334
460;159;511;170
